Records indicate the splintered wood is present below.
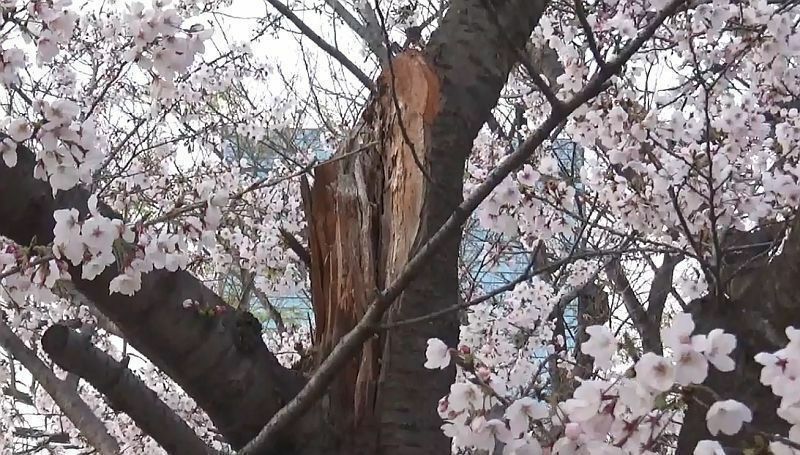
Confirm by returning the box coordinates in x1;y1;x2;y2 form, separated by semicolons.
304;50;440;435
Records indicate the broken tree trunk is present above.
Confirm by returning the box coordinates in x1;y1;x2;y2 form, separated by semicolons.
305;0;547;452
0;0;549;452
307;50;441;452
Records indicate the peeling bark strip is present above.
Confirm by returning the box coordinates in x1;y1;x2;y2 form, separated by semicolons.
307;51;439;441
42;324;215;455
0;148;306;451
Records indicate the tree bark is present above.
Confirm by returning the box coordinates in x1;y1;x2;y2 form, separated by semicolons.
0;148;306;451
677;222;797;452
605;258;664;354
305;1;548;452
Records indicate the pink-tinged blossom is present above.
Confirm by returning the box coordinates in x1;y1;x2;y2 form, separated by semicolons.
0;47;24;84
0;138;16;167
81;251;115;280
672;345;709;386
81;216;118;256
662;312;702;350
616;378;655;418
424;338;451;370
503;437;542;455
109;270;142;296
516;164;540;187
563;380;604;422
36;30;59;62
505;397;548;434
552;436;580;455
768;425;800;455
635;353;675;392
49;162;80;194
581;324;617;369
8;119;32;142
564;422;581;440
706;400;752;436
447;383;481;413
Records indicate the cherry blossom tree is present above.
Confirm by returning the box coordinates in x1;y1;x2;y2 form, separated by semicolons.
0;0;799;454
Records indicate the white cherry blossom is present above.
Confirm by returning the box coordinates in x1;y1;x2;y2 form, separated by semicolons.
424;338;451;370
581;324;617;369
701;329;737;372
706;400;752;436
694;440;725;455
8;119;32;142
635;353;675;392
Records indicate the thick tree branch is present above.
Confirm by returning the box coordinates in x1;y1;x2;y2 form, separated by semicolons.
323;0;387;63
0;318;120;454
645;253;683;323
238;0;687;452
252;287;287;333
41;324;215;455
605;257;662;354
574;0;607;69
278;228;311;269
0;146;306;450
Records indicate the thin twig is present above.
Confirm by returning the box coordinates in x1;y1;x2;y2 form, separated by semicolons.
265;0;376;91
380;243;631;329
573;0;607;69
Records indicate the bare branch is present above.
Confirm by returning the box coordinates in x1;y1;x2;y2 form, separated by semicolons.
253;287;287;333
265;0;376;91
279;228;311;269
574;0;607;69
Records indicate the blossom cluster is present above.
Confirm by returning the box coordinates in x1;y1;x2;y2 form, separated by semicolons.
425;312;800;454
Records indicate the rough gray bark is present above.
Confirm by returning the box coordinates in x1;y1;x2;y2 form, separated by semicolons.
375;0;549;451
